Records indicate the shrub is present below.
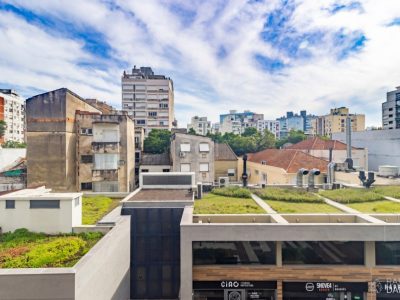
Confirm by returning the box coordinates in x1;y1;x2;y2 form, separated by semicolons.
211;186;251;198
319;189;385;203
254;188;322;203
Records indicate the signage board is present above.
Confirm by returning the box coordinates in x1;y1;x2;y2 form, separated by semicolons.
193;281;277;290
283;282;368;293
375;280;400;294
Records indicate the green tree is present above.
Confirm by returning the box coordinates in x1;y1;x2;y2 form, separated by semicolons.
143;129;171;154
0;120;6;139
241;127;258;137
287;130;307;144
188;128;196;135
256;129;276;151
2;141;26;148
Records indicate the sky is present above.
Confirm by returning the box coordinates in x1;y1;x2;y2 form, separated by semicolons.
1;0;400;127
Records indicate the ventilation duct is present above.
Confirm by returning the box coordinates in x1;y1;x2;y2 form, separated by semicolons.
296;168;309;187
308;168;321;189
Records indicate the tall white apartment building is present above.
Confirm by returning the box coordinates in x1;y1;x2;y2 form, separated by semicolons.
121;66;175;136
0;89;25;143
256;120;280;138
187;116;211;135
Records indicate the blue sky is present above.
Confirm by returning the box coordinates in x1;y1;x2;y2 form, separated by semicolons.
1;0;400;127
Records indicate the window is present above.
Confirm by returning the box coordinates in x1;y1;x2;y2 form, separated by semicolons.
261;160;267;165
137;120;146;125
92;181;119;192
80;128;93;135
227;169;235;176
389;108;393;111
81;155;93;163
5;200;15;209
81;182;92;190
180;143;191;152
282;241;364;265
148;112;157;117
199;163;209;172
30;200;60;209
141;169;149;173
193;241;276;265
199;143;210;152
162;169;170;172
376;242;400;265
180;163;190;172
159;103;168;108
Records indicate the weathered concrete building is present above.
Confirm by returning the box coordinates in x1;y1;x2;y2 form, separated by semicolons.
26;88;135;192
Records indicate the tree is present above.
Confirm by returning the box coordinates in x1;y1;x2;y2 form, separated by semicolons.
242;127;258;137
287;130;307;144
188;128;196;135
2;141;26;148
0;120;6;139
143;129;171;154
256;129;276;150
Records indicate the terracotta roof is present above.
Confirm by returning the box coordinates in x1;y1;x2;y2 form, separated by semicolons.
286;137;362;150
128;189;193;201
215;143;237;161
247;149;328;173
141;152;171;165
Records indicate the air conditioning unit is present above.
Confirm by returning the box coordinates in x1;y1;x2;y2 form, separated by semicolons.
218;177;229;187
179;151;186;158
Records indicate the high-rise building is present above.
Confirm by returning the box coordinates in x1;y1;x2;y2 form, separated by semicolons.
0;89;25;143
382;86;400;130
315;107;365;137
187;116;211;136
219;110;263;134
256;120;280;138
121;66;175;136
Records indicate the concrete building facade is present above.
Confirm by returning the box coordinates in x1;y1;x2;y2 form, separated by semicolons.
220;110;264;134
257;120;280;138
187;116;211;135
382;86;400;130
121;66;175;136
0;89;25;143
316;107;365;137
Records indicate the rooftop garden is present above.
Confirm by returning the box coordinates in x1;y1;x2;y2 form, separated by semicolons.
194;187;264;214
346;200;400;213
82;196;120;225
0;228;103;268
373;186;400;199
319;189;385;203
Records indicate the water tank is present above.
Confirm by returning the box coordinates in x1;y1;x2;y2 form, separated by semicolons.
378;165;399;177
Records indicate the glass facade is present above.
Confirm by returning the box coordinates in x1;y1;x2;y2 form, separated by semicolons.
193;241;276;265
282;241;364;265
376;242;400;265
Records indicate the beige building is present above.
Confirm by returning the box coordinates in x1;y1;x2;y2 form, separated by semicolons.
187;116;211;136
121;66;175;136
239;149;329;185
0;89;25;143
287;136;368;170
26;88;135;192
315;107;365;137
214;143;238;182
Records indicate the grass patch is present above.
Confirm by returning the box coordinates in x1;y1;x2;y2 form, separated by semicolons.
255;188;322;203
82;196;120;225
211;186;251;198
266;200;341;213
319;189;385;204
374;186;400;199
347;200;400;213
194;193;265;214
0;228;103;268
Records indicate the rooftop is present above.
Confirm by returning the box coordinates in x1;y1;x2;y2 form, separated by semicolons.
141;152;171;166
0;187;82;200
287;136;362;150
214;143;237;161
127;189;193;201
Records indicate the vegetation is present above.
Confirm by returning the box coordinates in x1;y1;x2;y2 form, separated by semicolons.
266;200;341;213
194;193;265;214
82;196;120;225
347;201;400;213
0;120;6;138
374;186;400;199
255;188;323;203
2;141;27;148
143;129;171;154
275;130;307;148
0;228;103;268
188;128;196;135
211;186;251;198
319;189;385;204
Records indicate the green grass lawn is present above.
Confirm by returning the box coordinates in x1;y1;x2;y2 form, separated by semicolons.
82;196;120;225
194;193;265;214
319;189;385;203
374;186;400;199
255;187;322;203
347;200;400;213
266;200;341;213
211;186;251;198
0;228;103;268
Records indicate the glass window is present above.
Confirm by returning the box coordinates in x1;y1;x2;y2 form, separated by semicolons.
199;143;210;152
180;163;190;172
376;242;400;265
5;200;15;209
282;241;364;265
199;163;209;172
193;241;276;265
180;143;191;152
228;169;235;176
81;155;93;163
81;182;92;190
30;200;60;209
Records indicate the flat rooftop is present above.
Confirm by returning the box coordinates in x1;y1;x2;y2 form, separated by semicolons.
127;189;193;201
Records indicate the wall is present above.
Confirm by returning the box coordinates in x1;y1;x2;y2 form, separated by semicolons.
333;129;400;171
0;148;26;170
215;160;238;182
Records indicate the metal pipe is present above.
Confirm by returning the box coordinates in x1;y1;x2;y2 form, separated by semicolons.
308;168;321;188
296;168;309;187
345;116;353;169
242;154;248;187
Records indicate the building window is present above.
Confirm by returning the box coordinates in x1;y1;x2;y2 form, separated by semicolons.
81;155;93;163
376;242;400;265
199;163;209;172
261;160;267;165
141;169;149;173
30;200;60;209
199;143;210;152
282;241;364;265
148;112;157;117
162;169;170;172
137;120;146;125
180;163;190;172
180;143;191;152
159;103;168;108
227;169;235;176
80;128;93;135
193;241;276;265
5;200;15;209
81;182;92;190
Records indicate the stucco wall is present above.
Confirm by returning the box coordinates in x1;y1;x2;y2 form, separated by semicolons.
215;160;238;182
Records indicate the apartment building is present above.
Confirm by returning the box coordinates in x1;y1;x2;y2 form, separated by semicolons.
220;110;264;134
170;133;215;184
187;116;211;135
0;89;25;143
315;107;365;137
382;86;400;130
257;120;280;138
26;88;135;192
121;66;175;136
277;110;316;137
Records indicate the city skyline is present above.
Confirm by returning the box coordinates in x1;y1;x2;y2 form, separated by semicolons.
1;1;400;127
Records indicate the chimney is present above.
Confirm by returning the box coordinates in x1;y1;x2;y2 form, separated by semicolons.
345;116;353;170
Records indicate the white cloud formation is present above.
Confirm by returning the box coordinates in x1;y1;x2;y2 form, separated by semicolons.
1;0;400;127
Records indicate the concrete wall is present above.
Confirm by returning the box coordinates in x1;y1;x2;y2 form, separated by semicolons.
0;148;26;170
215;160;238;182
0;216;130;300
333;129;400;171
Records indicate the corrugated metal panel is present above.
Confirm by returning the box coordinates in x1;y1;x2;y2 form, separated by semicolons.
94;153;119;170
93;181;119;192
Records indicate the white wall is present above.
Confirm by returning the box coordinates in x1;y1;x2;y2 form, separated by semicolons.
0;148;26;170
